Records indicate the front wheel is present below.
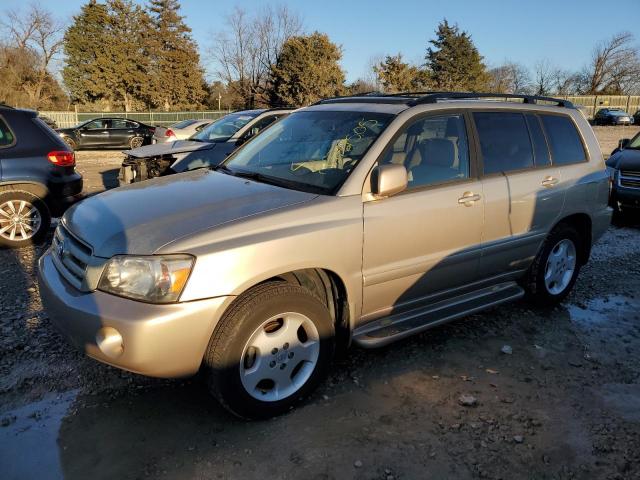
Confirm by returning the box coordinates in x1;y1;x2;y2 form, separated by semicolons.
523;224;582;306
0;190;51;248
62;136;77;150
202;282;335;419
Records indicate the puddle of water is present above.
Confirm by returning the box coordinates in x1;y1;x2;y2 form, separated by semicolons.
0;390;77;480
567;295;637;326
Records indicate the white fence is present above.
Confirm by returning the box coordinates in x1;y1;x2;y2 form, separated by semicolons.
40;110;230;128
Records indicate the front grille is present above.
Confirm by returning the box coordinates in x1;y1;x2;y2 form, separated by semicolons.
620;170;640;189
52;224;93;289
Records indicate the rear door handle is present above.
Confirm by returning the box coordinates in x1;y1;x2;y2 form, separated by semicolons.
541;176;559;188
458;191;481;206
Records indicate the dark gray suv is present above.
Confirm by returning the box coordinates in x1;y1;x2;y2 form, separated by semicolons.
0;105;83;248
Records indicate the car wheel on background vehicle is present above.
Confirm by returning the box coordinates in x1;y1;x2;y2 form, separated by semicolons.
202;282;335;419
0;190;51;248
129;136;144;149
523;224;582;306
62;137;77;150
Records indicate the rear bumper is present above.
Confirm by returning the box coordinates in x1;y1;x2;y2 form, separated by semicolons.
38;250;229;378
47;173;83;216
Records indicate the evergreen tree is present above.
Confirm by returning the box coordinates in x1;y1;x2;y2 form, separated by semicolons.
103;0;153;111
373;54;427;93
268;32;345;107
62;0;111;105
147;0;206;110
425;19;490;92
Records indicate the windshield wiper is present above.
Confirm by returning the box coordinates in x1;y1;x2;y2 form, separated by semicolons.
223;168;327;194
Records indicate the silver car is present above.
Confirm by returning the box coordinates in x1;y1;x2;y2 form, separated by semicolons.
152;119;213;144
38;93;612;419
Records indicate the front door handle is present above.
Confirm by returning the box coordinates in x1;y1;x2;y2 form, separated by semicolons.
541;176;559;188
458;191;481;206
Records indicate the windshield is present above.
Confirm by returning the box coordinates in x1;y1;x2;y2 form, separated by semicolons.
192;112;260;142
171;119;198;129
628;133;640;149
222;110;393;194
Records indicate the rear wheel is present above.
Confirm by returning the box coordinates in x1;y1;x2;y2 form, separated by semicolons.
203;282;335;419
523;224;582;306
0;190;51;248
129;136;144;149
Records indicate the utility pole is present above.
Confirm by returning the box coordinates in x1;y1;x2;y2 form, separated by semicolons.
217;91;222;111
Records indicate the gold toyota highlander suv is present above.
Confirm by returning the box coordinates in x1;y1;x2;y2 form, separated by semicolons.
38;92;612;418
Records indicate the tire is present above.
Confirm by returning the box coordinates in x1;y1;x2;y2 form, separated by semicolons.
203;282;335;419
0;190;51;248
129;136;144;149
523;224;582;306
62;136;77;150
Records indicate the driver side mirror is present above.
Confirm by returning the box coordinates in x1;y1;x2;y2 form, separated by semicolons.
619;138;631;150
371;164;408;198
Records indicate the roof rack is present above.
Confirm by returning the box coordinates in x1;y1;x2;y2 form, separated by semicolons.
406;92;574;108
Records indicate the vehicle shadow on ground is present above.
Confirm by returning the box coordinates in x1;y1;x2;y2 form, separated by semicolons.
54;294;639;480
100;168;120;190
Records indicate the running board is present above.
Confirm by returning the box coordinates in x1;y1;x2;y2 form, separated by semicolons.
353;282;525;348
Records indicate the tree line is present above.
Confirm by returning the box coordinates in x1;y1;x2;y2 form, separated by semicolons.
1;1;639;112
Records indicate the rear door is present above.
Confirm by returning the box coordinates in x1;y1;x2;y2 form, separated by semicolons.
108;119;137;147
362;112;484;321
474;111;564;279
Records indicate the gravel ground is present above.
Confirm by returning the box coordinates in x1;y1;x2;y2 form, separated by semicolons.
1;128;640;480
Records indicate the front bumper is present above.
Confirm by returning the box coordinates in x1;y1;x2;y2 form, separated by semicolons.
612;184;640;209
38;250;229;378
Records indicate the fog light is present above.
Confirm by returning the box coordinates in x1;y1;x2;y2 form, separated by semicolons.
96;327;124;358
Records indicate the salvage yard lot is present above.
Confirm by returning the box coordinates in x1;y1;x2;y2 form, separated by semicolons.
1;125;640;479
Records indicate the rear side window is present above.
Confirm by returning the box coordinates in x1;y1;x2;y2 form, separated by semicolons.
540;115;586;165
473;112;533;174
0;118;15;147
172;119;197;129
525;114;551;167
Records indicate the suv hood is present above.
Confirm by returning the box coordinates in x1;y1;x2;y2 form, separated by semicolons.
63;169;318;257
126;139;219;158
612;148;640;170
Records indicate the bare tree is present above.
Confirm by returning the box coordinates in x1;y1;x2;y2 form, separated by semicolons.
209;5;302;108
488;61;531;94
0;4;66;108
533;59;556;96
577;32;640;94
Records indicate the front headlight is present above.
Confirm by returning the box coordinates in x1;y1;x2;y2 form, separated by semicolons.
98;255;194;303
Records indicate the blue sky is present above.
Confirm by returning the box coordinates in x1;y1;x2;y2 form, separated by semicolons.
5;0;640;82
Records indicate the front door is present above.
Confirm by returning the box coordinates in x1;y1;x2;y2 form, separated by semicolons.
79;119;110;147
362;112;484;322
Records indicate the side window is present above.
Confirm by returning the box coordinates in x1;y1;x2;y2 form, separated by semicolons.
539;114;586;165
0;118;15;147
248;115;278;135
84;119;105;130
473;112;534;174
380;114;470;188
525;114;551;167
125;120;138;129
110;119;127;129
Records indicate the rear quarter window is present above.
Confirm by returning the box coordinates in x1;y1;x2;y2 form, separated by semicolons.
0;117;15;147
540;114;586;165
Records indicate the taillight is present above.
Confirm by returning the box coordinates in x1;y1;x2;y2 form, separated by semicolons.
165;129;175;138
47;151;75;167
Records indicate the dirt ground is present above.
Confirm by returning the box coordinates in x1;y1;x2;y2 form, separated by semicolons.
1;127;640;480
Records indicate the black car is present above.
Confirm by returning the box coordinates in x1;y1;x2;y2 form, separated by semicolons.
57;117;155;150
593;108;634;126
0;105;83;247
606;132;640;215
633;110;640;125
119;108;291;185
